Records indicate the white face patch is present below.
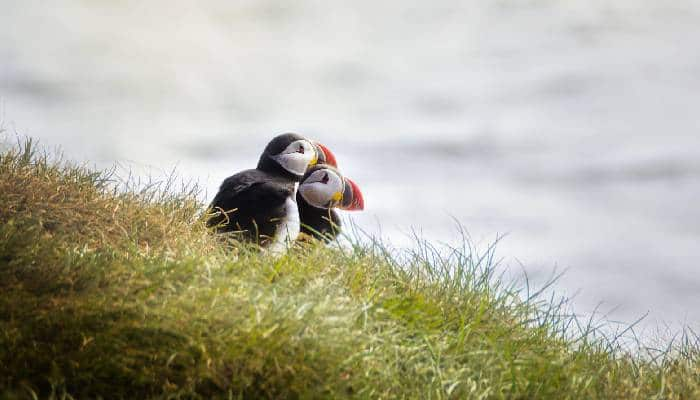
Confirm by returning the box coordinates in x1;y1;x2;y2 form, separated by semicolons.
299;169;344;208
270;139;316;176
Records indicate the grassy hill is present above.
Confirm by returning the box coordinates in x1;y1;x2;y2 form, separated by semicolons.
0;140;698;399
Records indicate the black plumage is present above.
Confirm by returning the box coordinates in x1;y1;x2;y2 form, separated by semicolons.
297;194;342;242
208;170;296;245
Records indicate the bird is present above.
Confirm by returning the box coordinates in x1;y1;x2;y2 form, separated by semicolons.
297;164;364;242
207;133;336;253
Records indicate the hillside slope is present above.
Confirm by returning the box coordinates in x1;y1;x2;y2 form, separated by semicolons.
0;141;698;399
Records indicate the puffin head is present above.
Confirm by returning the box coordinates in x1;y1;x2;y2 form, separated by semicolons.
299;165;364;211
258;133;337;179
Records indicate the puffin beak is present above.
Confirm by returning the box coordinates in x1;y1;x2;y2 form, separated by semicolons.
312;142;338;168
340;177;364;211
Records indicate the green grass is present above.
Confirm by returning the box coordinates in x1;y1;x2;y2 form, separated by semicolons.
0;140;699;399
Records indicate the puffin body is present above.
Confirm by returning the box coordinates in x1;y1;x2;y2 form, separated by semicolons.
207;133;335;252
208;169;299;250
298;196;342;241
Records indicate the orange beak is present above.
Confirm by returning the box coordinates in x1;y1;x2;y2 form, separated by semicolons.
340;177;364;211
313;142;338;168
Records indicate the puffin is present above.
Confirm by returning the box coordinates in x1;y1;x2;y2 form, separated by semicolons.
297;165;364;242
207;133;337;252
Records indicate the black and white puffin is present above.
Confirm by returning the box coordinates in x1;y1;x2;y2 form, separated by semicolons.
297;165;364;242
207;133;337;252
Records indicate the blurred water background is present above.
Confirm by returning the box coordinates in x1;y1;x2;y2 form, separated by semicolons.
2;0;699;337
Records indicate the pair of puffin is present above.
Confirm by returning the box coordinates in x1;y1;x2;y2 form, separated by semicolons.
207;133;364;252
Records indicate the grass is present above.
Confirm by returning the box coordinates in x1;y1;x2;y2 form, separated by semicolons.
0;139;699;399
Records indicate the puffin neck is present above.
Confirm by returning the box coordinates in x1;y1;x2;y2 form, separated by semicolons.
257;154;304;181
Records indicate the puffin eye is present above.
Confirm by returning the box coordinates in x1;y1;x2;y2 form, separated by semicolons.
297;144;305;154
321;173;329;184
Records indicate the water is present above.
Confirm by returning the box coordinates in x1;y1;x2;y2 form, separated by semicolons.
2;0;700;336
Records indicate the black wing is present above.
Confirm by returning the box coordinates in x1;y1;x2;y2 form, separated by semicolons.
297;194;342;242
208;171;292;243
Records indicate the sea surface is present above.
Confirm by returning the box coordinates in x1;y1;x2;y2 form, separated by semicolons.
2;0;700;338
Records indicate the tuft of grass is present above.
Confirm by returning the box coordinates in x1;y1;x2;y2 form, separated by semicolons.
0;139;699;399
